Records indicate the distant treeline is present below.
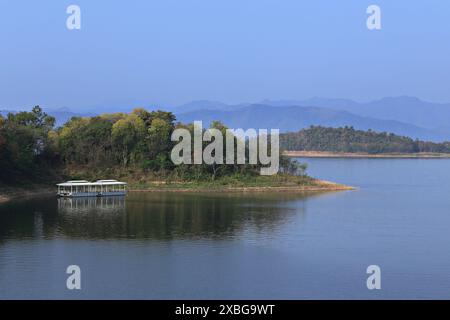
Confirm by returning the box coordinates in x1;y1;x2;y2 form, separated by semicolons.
0;106;302;184
281;126;450;154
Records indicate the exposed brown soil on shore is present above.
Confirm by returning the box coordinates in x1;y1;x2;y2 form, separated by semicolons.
129;179;354;193
0;186;55;204
0;195;9;204
284;151;450;158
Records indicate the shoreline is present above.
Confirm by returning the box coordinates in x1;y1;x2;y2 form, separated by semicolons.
0;179;354;204
284;151;450;159
0;187;55;204
129;179;354;193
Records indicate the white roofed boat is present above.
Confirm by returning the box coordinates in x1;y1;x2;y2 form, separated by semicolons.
57;179;127;197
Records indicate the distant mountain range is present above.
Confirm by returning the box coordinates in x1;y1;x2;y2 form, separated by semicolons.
175;104;447;142
260;96;450;131
2;96;450;141
173;97;450;142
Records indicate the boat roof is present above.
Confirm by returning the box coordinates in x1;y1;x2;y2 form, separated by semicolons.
57;180;127;186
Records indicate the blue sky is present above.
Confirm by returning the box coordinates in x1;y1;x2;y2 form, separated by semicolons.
1;0;450;110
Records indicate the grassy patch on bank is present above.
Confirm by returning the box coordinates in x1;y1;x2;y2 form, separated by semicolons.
63;165;329;191
129;174;318;190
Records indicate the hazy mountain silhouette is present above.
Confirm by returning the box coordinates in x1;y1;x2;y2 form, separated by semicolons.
3;96;450;141
170;100;247;113
176;104;448;141
261;96;450;134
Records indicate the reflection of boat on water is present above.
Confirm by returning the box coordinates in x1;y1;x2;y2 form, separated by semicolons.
57;196;126;213
56;180;127;197
24;192;311;240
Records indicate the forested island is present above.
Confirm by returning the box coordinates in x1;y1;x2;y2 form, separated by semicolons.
0;106;350;202
281;126;450;156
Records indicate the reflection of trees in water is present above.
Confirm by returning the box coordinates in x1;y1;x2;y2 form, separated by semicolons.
124;193;309;240
0;196;126;241
0;192;333;241
0;196;57;241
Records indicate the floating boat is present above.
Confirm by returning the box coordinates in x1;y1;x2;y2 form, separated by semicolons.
57;179;127;197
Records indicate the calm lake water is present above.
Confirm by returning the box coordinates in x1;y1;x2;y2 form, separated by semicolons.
1;158;450;299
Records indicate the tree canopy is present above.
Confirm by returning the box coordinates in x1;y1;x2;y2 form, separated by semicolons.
281;126;450;154
1;107;298;184
0;106;56;181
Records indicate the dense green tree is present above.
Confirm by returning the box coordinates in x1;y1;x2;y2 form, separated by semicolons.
0;106;308;183
0;106;56;181
111;114;146;167
145;118;173;169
